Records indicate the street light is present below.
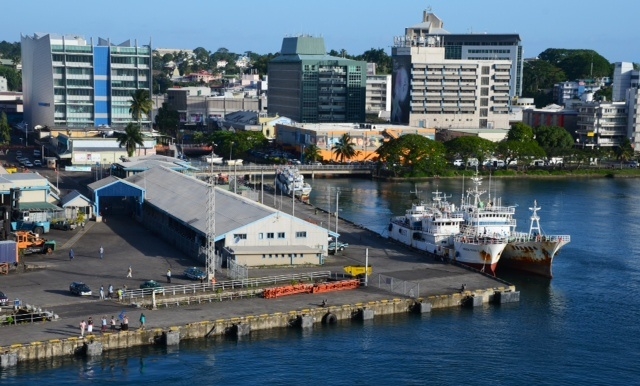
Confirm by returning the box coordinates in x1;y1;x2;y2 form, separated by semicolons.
300;144;305;163
24;123;28;146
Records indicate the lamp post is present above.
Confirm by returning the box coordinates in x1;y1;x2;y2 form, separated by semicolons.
300;144;305;163
24;123;28;146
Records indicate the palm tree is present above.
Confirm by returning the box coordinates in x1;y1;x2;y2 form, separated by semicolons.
303;144;322;163
129;89;153;127
332;133;356;163
117;123;145;157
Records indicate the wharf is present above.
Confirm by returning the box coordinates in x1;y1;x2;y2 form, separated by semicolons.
0;186;516;366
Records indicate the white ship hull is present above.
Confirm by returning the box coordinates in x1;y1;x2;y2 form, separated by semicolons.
453;238;507;275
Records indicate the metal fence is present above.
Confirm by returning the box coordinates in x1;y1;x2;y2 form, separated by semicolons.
227;260;249;280
373;274;420;298
123;271;331;303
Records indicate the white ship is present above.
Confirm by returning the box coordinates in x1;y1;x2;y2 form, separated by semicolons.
453;172;512;275
500;201;571;278
388;189;463;257
275;166;312;202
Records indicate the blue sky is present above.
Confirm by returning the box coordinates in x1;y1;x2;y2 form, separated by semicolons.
4;0;639;63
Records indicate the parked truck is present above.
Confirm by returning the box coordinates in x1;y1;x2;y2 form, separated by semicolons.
11;211;50;235
343;265;372;278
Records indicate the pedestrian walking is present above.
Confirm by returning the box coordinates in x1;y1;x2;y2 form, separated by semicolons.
99;285;105;300
69;249;74;260
110;316;117;330
166;269;172;283
79;320;86;338
108;284;114;299
127;266;132;278
122;315;129;331
139;313;146;330
99;246;104;259
117;288;123;301
87;317;93;334
101;316;108;333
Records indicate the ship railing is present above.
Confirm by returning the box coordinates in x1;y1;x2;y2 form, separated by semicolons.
483;206;516;214
510;232;571;243
390;218;422;230
454;234;508;245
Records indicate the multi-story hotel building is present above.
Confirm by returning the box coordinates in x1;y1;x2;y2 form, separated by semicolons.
391;34;512;129
21;33;152;129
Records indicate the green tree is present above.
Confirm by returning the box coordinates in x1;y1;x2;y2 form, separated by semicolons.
153;73;173;94
615;139;634;165
533;126;575;157
356;48;392;74
154;103;180;137
376;134;447;176
522;60;566;97
129;89;153;126
0;66;21;91
508;122;535;142
444;136;496;169
332;133;356;162
496;140;546;169
303;144;322;163
0;112;11;143
116;123;145;157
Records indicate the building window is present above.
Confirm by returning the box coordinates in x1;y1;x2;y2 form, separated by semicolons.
481;88;489;96
258;233;264;240
262;254;266;259
480;108;488;117
233;234;247;240
481;77;490;86
482;66;490;75
267;233;274;239
269;254;273;258
278;232;286;239
296;231;307;238
480;98;489;107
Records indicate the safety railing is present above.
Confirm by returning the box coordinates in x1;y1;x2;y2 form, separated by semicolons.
123;271;332;303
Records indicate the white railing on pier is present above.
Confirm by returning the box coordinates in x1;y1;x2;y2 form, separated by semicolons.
123;271;332;302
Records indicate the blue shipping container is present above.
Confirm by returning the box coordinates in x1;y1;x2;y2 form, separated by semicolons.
0;240;18;264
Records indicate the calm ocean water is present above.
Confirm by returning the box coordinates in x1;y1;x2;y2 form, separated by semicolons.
2;177;639;385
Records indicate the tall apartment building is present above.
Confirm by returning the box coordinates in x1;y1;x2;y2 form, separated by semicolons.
404;11;523;98
612;62;639;102
21;33;152;129
575;101;628;148
268;36;366;123
365;74;392;114
391;34;511;129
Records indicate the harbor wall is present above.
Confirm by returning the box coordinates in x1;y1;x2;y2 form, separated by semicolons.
0;286;517;367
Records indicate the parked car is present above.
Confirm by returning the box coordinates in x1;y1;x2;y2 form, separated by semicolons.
69;282;92;296
452;159;464;167
33;160;42;167
0;291;8;305
328;241;349;254
184;267;207;281
139;280;164;294
22;161;34;167
51;219;77;231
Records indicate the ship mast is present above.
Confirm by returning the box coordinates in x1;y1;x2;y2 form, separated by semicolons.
527;200;542;237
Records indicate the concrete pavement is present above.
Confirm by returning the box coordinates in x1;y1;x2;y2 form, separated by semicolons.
0;182;509;348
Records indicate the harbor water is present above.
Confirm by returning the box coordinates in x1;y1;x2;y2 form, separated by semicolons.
2;177;639;385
